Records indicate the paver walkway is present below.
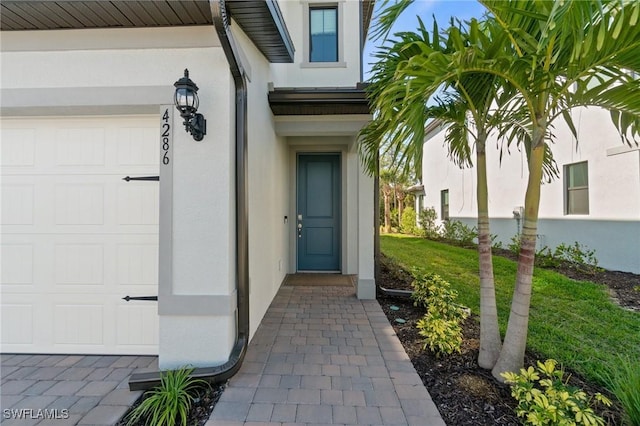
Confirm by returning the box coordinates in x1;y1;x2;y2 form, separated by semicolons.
1;354;156;425
1;284;445;426
207;285;445;426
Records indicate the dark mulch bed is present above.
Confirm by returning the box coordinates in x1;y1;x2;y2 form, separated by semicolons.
377;250;633;425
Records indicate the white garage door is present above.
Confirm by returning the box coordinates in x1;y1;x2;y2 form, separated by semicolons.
1;116;159;355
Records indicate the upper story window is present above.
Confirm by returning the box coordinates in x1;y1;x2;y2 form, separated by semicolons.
565;161;589;215
301;2;346;68
309;6;338;62
441;189;449;221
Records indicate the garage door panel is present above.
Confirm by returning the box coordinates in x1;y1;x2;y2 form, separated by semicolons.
54;304;104;346
1;244;34;286
1;128;36;166
55;184;105;225
117;305;159;346
117;184;159;225
1;303;34;344
54;244;104;286
117;244;158;286
117;128;159;166
1;116;159;355
55;128;106;167
2;184;35;225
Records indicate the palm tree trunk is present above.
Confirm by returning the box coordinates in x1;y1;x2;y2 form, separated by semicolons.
397;190;405;226
476;134;502;369
492;138;545;380
383;189;392;233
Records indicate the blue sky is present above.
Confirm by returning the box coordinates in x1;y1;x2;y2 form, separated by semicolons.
363;0;487;79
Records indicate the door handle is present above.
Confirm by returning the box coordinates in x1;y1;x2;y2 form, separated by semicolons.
297;214;303;238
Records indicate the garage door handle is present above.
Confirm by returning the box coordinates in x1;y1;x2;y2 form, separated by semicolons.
122;176;159;182
122;295;158;302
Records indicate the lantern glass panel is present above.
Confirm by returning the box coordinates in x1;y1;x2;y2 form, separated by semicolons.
175;88;198;110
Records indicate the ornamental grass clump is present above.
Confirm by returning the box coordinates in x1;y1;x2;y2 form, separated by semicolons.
502;359;611;426
411;272;469;356
125;366;209;426
596;356;640;426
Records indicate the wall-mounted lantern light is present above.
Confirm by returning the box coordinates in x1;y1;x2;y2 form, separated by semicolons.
174;69;206;141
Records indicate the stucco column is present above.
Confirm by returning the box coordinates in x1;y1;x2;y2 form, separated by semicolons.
357;159;376;299
157;66;237;370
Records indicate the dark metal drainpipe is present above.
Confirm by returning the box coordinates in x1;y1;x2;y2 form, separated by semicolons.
129;0;249;391
210;0;250;382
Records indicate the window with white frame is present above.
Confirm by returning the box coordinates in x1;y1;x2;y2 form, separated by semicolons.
302;2;345;68
441;189;449;221
565;161;589;214
309;6;338;62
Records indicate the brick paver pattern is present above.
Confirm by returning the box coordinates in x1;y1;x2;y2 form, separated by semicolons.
1;285;446;425
1;354;156;425
207;285;445;426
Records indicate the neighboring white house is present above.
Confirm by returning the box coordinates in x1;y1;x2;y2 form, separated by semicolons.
1;0;376;377
420;107;640;274
406;183;425;226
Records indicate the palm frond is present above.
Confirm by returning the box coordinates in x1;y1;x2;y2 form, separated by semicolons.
369;0;415;42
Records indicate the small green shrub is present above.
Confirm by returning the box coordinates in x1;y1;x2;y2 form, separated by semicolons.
439;220;477;247
457;223;478;247
596;356;640;426
535;246;561;269
502;359;611;426
491;234;503;250
419;207;440;239
417;314;464;355
530;242;601;274
400;207;418;235
411;272;469;356
410;271;448;310
553;242;600;274
508;234;522;255
439;220;460;242
125;367;209;426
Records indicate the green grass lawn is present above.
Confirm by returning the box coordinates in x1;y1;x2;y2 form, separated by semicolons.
381;234;640;384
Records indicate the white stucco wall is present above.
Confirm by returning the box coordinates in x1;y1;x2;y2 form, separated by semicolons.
271;0;363;87
422;107;640;273
357;154;376;299
231;23;290;339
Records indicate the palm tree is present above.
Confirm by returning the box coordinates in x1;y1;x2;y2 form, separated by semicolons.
361;12;507;368
362;0;640;378
476;0;640;379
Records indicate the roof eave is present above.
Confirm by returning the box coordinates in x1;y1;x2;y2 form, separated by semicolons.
0;0;295;63
268;87;372;116
226;0;294;63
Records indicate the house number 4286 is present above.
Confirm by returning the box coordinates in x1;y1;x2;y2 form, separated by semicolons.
161;108;171;165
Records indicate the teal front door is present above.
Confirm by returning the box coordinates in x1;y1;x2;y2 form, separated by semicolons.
297;154;341;271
